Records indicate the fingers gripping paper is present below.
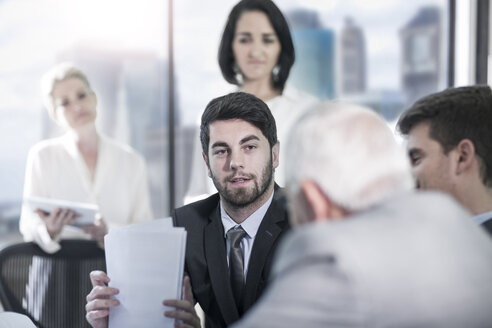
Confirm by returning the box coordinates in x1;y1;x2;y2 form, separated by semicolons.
104;218;187;328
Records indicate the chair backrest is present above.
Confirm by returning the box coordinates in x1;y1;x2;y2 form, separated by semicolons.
0;311;37;328
0;240;106;328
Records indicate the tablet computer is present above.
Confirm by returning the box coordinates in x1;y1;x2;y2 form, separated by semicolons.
24;196;99;226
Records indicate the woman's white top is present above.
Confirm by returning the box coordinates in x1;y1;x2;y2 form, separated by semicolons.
185;86;318;203
20;133;153;253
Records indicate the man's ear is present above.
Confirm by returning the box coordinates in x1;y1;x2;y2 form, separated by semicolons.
455;139;475;175
299;180;341;222
272;141;279;169
202;152;212;178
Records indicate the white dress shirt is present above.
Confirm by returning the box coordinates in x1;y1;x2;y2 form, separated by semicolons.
220;191;274;279
20;133;153;253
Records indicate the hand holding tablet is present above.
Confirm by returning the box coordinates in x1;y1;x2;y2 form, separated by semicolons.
24;196;99;227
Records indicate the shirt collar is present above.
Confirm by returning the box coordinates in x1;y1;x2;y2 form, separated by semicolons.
61;132;104;157
220;191;274;239
473;210;492;225
61;133;79;158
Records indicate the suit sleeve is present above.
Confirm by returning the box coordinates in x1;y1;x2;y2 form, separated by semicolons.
230;251;360;327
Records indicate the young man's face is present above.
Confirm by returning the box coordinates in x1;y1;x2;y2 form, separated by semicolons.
406;121;458;195
204;119;279;209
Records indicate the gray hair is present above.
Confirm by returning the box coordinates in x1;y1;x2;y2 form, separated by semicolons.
40;63;92;117
285;102;413;212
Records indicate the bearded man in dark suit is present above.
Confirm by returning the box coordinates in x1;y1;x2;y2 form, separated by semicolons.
85;92;290;328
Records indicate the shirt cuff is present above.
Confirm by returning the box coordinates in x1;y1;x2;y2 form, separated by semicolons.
35;224;61;253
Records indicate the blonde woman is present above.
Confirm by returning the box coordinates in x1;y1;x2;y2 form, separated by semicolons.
20;63;153;253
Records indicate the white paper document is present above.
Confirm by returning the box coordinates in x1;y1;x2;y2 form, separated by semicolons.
24;196;98;226
104;218;187;328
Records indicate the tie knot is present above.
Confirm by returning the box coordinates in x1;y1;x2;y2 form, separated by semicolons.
227;226;246;247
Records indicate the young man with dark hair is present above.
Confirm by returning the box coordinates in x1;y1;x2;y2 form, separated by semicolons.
397;85;492;234
86;92;290;328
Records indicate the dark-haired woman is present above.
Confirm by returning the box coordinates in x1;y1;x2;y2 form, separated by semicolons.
186;0;318;202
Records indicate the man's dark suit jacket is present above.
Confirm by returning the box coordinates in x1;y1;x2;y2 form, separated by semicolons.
172;188;290;328
482;218;492;236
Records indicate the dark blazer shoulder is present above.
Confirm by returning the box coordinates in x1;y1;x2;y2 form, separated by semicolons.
173;193;220;227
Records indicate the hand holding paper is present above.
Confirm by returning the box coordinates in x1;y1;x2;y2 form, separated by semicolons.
163;276;201;328
103;218;187;328
86;274;200;328
86;271;120;328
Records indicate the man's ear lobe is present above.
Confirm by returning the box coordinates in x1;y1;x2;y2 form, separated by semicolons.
202;152;212;178
272;141;280;169
299;180;333;222
456;139;475;174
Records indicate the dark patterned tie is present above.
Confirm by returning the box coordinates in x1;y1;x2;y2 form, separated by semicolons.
227;226;247;310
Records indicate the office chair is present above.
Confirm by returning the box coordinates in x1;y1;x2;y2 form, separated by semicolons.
0;240;106;328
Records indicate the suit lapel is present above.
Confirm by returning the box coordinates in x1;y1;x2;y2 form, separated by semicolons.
242;190;288;311
204;205;239;325
482;218;492;236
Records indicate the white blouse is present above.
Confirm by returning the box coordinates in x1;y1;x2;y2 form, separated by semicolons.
184;86;318;203
20;133;153;253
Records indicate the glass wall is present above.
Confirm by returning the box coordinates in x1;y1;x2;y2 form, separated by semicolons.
174;0;448;206
0;0;461;241
0;0;169;242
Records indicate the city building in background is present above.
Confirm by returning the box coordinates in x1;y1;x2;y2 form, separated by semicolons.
286;8;335;99
340;17;366;95
400;6;442;105
337;15;405;122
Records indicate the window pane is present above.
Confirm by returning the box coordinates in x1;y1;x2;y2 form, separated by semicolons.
174;2;234;206
0;0;169;242
281;0;448;121
174;0;448;205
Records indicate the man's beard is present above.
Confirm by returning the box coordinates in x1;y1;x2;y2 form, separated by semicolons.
211;155;274;209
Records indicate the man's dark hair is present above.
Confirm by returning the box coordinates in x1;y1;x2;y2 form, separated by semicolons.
397;85;492;187
218;0;295;92
200;92;277;158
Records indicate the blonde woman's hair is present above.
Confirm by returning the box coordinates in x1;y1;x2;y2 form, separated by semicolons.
40;63;92;117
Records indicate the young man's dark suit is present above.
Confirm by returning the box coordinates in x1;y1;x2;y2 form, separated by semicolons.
482;219;492;236
172;186;290;328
